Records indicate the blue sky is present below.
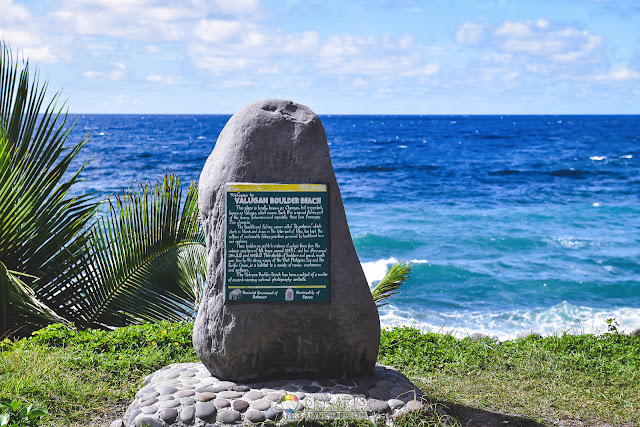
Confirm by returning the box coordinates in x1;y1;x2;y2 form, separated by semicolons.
1;0;639;114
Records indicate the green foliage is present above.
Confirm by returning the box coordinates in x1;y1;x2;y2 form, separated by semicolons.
0;398;47;427
0;42;98;338
371;261;411;307
41;174;206;330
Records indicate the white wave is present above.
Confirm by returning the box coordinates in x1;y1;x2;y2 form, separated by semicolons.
590;155;607;161
399;145;407;148
197;136;206;140
362;258;399;286
361;258;428;288
544;236;598;249
620;154;633;159
378;301;640;341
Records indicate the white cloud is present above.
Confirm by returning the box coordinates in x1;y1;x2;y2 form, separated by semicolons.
48;0;258;42
0;0;30;24
194;19;244;43
83;63;127;80
146;73;182;85
491;20;603;63
593;62;640;81
456;22;484;45
283;31;320;54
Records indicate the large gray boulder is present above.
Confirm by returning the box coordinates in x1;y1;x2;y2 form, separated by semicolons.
194;99;380;381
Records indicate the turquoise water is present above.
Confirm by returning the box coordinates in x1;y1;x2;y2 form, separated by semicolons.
67;114;640;339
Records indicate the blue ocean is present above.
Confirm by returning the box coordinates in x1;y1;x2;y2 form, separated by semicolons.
66;114;640;340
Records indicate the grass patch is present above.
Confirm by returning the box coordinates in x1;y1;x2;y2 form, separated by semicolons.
1;323;638;426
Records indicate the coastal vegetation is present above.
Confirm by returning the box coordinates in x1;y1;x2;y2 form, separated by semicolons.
1;323;639;426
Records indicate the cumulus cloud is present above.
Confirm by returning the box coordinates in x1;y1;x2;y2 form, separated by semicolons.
493;20;603;63
593;62;640;81
456;19;604;64
49;0;258;42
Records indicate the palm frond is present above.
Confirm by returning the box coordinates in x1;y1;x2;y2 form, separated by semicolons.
0;42;99;336
0;261;67;337
42;174;206;329
371;261;411;307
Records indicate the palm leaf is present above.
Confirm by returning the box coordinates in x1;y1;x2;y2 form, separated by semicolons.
0;261;67;338
371;261;411;307
0;42;99;337
42;174;206;329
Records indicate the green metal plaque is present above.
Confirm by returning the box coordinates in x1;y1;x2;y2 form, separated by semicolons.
225;183;329;302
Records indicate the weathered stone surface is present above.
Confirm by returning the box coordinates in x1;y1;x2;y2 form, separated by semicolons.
217;409;241;424
194;99;380;381
232;399;249;412
245;409;266;423
244;390;264;401
160;407;178;423
179;406;195;422
405;399;423;412
195;402;217;421
132;417;164;427
251;399;272;411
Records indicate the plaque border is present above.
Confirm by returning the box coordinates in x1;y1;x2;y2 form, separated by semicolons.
223;182;330;303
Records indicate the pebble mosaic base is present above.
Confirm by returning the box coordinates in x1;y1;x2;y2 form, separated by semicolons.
111;363;425;426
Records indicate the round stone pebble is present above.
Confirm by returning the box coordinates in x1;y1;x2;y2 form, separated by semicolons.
388;399;405;409
127;409;141;424
179;406;195;422
161;387;178;395
157;395;175;401
291;378;311;386
354;378;376;389
196;392;216;402
133;416;163;427
301;385;321;393
282;384;298;392
349;386;369;397
265;392;284;402
138;391;160;399
195;402;217;421
245;409;266;423
368;387;390;400
251;399;272;411
217;409;241;423
180;397;196;406
230;385;250;392
232;399;249;412
265;406;282;421
405;399;423;412
389;386;405;398
316;379;334;387
140;405;157;414
217;390;242;399
243;390;263;401
159;400;180;408
180;371;196;377
337;378;355;386
139;397;158;407
160;407;178;423
293;392;306;400
165;372;180;379
366;398;390;414
218;381;237;388
376;380;395;389
213;398;230;408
